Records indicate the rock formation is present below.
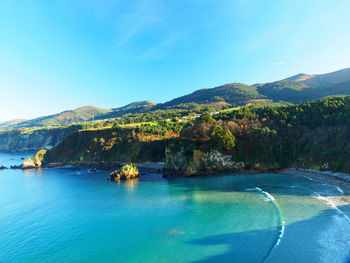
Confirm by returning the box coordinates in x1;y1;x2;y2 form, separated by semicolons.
110;163;140;181
165;147;245;176
20;149;47;168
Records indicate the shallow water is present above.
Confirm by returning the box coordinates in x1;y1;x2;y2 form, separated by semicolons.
0;152;349;263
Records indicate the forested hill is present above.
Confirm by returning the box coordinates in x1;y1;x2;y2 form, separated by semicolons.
256;68;350;104
2;67;350;129
152;67;350;108
156;83;267;109
41;96;350;174
8;106;112;129
166;95;350;174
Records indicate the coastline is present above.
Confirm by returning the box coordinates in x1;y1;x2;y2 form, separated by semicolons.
284;168;350;217
10;153;350;218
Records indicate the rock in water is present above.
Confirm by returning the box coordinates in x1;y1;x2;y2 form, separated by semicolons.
21;149;47;168
0;165;6;169
110;163;139;181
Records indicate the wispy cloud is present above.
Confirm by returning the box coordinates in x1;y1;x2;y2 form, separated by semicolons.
139;34;179;60
274;61;286;65
114;0;164;47
84;0;185;60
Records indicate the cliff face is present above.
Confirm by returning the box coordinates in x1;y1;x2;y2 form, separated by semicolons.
0;127;76;152
43;128;174;165
165;148;245;176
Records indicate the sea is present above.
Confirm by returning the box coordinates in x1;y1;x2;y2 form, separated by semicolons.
0;152;349;263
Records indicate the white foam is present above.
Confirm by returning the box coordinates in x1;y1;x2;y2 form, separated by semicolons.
275;220;286;247
301;175;345;195
245;188;257;191
255;187;275;201
315;194;350;224
335;186;344;195
253;187;285;262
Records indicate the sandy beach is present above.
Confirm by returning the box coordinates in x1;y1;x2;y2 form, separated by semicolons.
284;168;350;217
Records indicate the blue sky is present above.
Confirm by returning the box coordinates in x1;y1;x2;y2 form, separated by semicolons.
1;0;350;121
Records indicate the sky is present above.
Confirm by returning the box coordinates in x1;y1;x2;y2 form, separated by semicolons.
1;0;350;122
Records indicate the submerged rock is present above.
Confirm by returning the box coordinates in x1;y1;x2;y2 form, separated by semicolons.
110;163;139;181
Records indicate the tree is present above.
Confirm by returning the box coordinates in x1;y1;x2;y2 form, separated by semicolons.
197;113;215;124
209;125;236;152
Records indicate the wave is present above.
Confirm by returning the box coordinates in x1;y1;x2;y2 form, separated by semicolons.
334;186;344;195
315;194;350;224
248;187;285;262
245;187;257;191
301;175;345;195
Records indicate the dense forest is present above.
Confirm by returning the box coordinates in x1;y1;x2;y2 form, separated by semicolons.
170;96;350;172
42;96;350;174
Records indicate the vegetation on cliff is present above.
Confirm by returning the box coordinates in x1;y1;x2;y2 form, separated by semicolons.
43;127;176;164
18;95;350;176
21;149;47;168
170;96;350;173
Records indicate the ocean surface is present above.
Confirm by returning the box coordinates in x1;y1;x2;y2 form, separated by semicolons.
0;152;350;263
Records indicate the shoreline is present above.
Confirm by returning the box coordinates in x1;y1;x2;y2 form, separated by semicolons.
9;158;350;217
284;168;350;217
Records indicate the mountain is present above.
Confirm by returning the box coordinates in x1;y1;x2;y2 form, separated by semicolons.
94;101;157;120
256;68;350;103
283;73;316;82
157;67;350;107
0;101;157;130
157;83;267;109
3;67;350;129
113;101;156;111
0;119;27;129
10;106;112;129
292;68;350;87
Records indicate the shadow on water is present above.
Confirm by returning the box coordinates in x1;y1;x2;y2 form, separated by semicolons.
2;166;349;263
187;204;350;263
163;172;347;197
159;173;350;263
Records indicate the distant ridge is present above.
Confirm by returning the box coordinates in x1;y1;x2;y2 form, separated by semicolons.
114;101;156;111
0;119;27;129
156;83;265;109
8;106;112;129
300;68;350;87
2;67;350;129
284;73;316;82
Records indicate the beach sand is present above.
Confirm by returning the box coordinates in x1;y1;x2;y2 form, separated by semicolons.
284;168;350;217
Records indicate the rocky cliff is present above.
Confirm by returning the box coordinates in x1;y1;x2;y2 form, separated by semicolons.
42;128;174;166
164;148;245;176
0;127;77;152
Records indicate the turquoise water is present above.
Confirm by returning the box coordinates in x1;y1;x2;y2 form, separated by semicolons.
0;152;350;263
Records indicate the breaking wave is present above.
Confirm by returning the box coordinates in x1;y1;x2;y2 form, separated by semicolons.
247;187;285;262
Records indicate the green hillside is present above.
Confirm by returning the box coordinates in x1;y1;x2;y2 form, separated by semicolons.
299;68;350;87
3;67;350;130
14;106;111;128
157;83;266;109
0;119;27;129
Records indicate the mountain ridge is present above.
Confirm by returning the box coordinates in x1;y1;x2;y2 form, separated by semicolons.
3;67;350;129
